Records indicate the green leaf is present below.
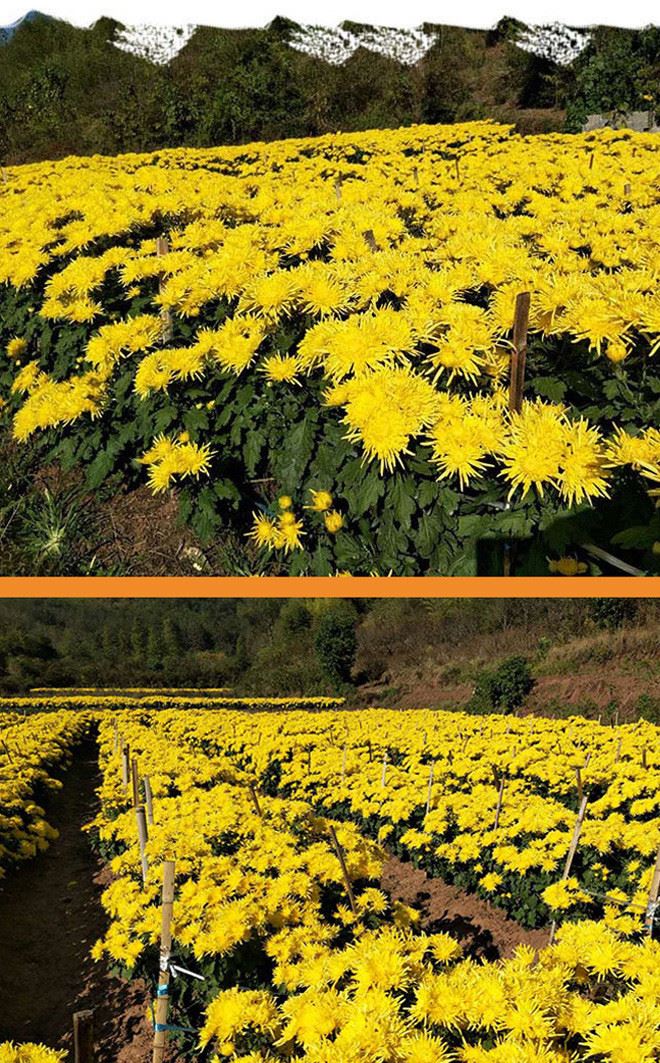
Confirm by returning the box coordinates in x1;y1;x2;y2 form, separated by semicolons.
85;448;115;489
530;375;567;403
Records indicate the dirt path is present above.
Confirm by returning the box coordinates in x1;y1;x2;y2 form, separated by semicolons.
0;737;156;1061
382;854;548;959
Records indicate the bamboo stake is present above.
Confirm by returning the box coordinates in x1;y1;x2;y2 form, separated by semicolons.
73;1009;94;1063
136;805;149;886
341;744;347;780
645;845;660;938
615;738;622;764
249;782;262;818
328;824;357;914
152;860;176;1063
144;775;154;826
576;766;583;804
549;795;588;944
509;292;531;414
156;236;174;345
381;752;388;787
494;777;505;830
425;762;434;817
642;748;647;769
131;758;140;809
121;744;130;787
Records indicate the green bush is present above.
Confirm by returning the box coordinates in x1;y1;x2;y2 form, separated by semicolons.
315;605;358;687
471;655;535;714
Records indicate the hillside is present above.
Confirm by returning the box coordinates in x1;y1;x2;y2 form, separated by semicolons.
0;11;658;163
0;599;658;724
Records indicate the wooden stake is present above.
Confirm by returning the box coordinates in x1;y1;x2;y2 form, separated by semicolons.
549;795;588;944
327;824;357;914
624;181;632;197
563;795;588;879
136;806;149;886
152;860;176;1063
615;738;622;764
645;845;660;938
341;744;347;780
575;766;583;804
381;752;388;787
494;777;505;830
156;236;174;345
642;748;647;769
509;292;531;414
144;775;154;826
131;758;140;809
121;744;130;787
249;782;262;818
425;762;434;817
73;1009;94;1063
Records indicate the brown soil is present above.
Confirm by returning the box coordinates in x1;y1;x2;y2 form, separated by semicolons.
382;855;547;960
0;740;164;1061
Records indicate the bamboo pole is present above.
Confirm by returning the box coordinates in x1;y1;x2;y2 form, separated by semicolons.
249;782;262;818
645;845;660;938
576;766;583;804
615;738;622;764
136;805;149;886
509;292;531;414
121;744;130;787
381;752;388;787
328;824;357;914
73;1009;94;1063
131;758;140;809
494;777;505;830
152;860;176;1063
144;775;154;826
549;795;588;944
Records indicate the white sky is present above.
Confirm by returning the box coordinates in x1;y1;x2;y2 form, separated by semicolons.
1;0;657;28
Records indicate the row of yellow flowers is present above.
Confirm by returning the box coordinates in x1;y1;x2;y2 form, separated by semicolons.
87;710;660;1063
0;710;88;876
2;122;659;502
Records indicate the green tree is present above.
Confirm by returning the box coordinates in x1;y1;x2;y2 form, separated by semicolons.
315;604;357;687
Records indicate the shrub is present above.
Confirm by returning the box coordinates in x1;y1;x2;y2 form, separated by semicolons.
471;655;535;714
315;606;358;687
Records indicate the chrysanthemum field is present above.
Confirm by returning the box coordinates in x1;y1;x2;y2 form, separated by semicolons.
2;699;659;1061
1;122;659;574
